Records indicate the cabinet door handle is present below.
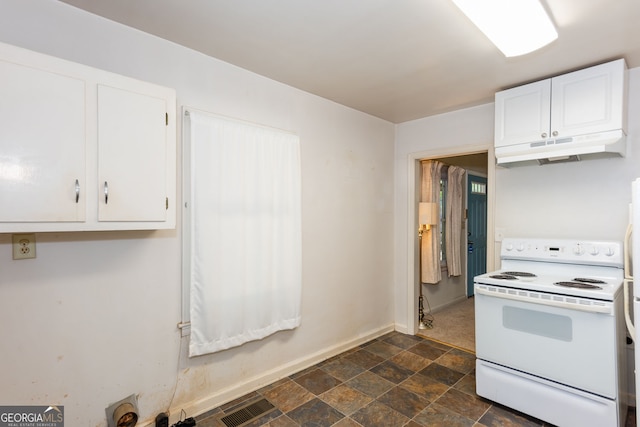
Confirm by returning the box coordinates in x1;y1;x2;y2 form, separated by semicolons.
75;179;80;203
552;130;558;136
104;181;109;205
541;132;547;138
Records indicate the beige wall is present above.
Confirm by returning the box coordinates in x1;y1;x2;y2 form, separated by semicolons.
0;1;395;425
394;66;640;331
4;2;639;425
394;105;495;332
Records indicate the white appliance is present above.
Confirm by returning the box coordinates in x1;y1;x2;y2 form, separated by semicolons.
627;178;640;426
495;129;626;166
475;238;627;427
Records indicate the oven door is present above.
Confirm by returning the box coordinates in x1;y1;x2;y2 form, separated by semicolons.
475;283;618;398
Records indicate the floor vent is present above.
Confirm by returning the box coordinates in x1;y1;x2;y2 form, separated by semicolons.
219;398;275;427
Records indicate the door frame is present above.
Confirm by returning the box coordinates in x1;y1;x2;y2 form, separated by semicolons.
406;144;496;335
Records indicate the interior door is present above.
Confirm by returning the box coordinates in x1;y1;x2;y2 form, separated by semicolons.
466;174;487;296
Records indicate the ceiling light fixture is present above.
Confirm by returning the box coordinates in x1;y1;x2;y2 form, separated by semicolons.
451;0;558;57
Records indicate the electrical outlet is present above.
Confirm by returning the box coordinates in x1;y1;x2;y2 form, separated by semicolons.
12;233;36;260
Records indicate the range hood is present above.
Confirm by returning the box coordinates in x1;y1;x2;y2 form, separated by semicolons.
495;129;626;167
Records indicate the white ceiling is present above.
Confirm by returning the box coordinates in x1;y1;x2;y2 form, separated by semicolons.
59;0;640;123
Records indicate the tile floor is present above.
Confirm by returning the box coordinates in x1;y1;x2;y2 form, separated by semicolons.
194;331;634;427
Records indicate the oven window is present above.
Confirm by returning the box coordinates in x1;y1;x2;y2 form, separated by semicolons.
503;306;572;342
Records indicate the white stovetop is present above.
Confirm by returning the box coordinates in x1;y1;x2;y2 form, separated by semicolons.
475;238;625;301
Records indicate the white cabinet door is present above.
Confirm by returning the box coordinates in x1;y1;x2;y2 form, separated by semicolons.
550;59;626;138
0;59;86;222
97;84;169;222
494;79;551;147
0;41;176;232
495;59;626;150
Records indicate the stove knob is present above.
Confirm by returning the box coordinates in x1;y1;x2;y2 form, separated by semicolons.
589;246;600;255
605;247;615;256
516;244;525;252
505;243;514;251
573;245;584;255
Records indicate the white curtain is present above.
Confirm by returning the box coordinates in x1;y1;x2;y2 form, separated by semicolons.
420;160;443;284
446;166;465;276
187;110;302;357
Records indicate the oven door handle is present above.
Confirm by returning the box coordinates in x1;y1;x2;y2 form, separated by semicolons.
475;287;613;314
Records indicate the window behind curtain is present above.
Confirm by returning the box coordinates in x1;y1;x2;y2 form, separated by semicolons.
439;170;448;266
185;109;302;356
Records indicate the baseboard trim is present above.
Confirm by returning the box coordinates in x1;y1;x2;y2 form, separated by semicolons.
139;323;395;426
430;295;469;314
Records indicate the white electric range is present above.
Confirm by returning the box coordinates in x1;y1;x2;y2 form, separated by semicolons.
474;237;627;427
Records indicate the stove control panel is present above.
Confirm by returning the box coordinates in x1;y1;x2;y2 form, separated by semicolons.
501;238;623;267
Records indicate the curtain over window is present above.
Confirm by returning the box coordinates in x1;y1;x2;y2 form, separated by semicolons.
420;160;443;284
186;110;302;356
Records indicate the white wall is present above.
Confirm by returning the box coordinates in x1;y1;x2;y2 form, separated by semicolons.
394;104;495;332
0;1;395;426
394;66;640;336
494;67;640;240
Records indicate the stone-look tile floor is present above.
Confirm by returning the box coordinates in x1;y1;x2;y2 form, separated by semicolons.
194;332;635;427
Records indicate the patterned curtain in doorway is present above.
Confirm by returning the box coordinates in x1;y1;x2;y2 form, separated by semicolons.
446;165;465;277
420;160;443;284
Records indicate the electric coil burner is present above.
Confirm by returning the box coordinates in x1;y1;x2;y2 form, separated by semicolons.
473;237;626;427
489;274;517;280
555;281;603;289
490;271;537;280
502;271;537;278
574;277;607;284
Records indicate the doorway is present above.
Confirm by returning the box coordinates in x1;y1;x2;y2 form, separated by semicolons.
407;147;495;338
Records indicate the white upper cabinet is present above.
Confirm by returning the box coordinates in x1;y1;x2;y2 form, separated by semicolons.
0;59;86;223
97;84;169;223
495;79;551;147
550;60;626;138
0;42;176;232
495;59;627;148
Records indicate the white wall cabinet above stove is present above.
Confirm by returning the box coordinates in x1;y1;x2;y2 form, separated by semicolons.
0;42;176;232
494;59;627;165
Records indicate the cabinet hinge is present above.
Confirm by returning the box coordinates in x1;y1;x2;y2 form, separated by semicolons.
166;197;169;210
165;112;168;126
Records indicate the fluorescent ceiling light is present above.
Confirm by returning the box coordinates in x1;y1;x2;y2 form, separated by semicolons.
451;0;558;57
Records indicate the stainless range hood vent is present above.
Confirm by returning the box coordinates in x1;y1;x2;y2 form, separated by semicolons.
537;155;580;165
